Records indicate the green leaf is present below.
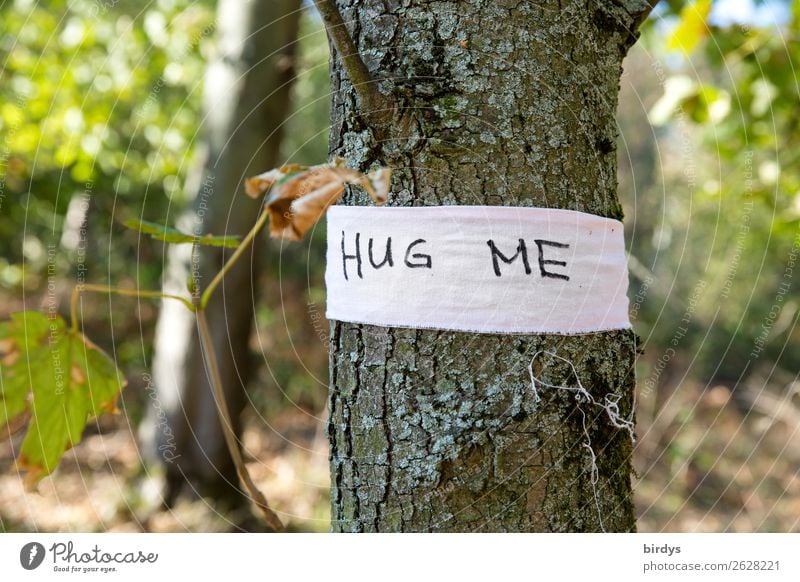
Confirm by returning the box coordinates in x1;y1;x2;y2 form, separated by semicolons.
124;218;241;248
667;0;712;55
0;311;126;485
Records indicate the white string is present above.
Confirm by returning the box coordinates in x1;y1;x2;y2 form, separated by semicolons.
527;351;636;532
579;408;603;530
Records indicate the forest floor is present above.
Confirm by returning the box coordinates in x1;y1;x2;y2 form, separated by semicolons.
634;375;800;532
0;410;331;533
1;375;798;532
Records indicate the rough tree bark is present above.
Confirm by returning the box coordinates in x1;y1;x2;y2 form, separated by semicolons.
327;0;653;531
140;0;301;505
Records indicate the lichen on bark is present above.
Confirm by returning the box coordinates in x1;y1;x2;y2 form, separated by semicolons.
326;0;649;532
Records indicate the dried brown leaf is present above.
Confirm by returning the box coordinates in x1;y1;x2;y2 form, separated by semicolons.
244;163;307;199
249;160;391;241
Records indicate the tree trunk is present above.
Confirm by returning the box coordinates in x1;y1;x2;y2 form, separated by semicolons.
327;0;651;532
140;0;301;506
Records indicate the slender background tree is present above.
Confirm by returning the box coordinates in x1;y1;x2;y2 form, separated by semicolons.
141;0;302;507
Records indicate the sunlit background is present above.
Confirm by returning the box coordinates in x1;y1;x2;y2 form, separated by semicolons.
1;0;798;532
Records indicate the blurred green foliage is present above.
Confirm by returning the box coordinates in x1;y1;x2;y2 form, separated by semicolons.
0;0;330;384
0;0;215;292
629;0;800;383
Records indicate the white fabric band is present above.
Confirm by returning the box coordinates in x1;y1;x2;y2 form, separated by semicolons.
324;205;631;335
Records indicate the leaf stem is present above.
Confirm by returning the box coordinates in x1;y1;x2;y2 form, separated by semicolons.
195;309;284;532
70;283;195;334
199;205;270;310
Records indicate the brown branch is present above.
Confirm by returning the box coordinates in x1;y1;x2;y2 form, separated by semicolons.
634;0;661;28
314;0;394;126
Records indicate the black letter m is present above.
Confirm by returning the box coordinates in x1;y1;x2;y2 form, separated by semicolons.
487;239;532;277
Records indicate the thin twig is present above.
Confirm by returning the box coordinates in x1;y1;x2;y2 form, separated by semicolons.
200;205;270;309
195;205;285;530
71;283;195;333
313;0;394;125
196;310;285;532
